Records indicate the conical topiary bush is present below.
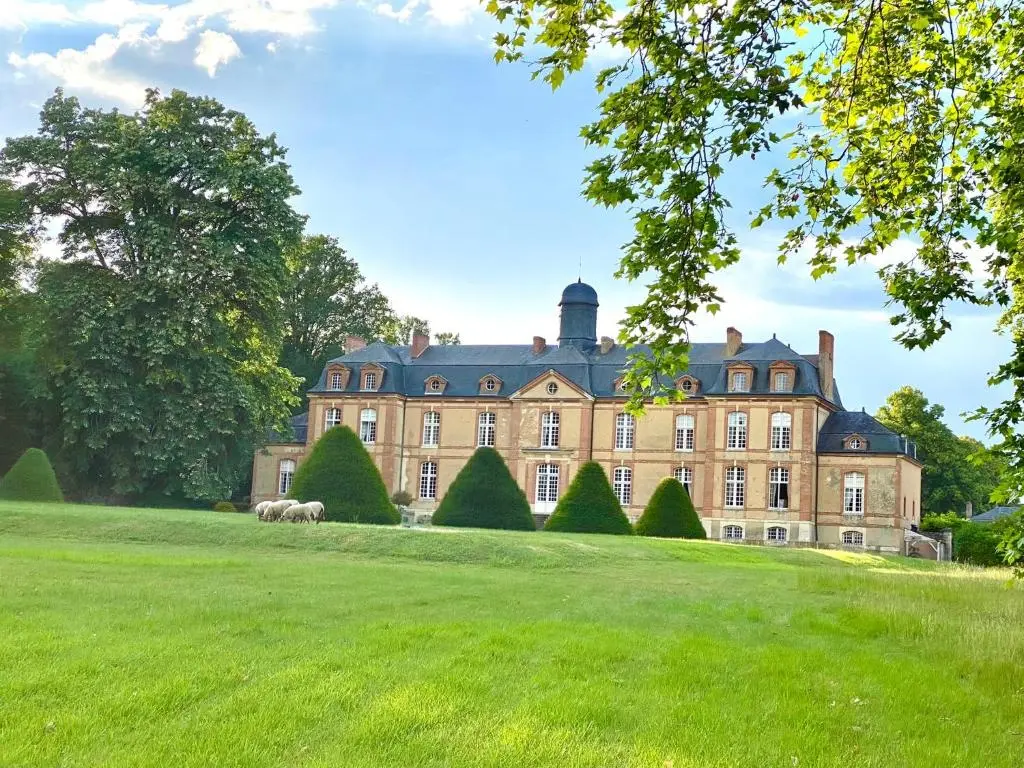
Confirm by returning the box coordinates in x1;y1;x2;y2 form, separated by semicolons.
635;477;706;539
544;461;632;535
290;425;398;524
432;447;534;530
0;448;64;502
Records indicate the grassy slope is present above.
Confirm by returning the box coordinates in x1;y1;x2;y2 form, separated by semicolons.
0;502;1021;768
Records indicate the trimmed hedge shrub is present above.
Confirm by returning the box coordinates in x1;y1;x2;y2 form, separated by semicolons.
213;501;237;513
635;477;706;539
391;490;413;507
291;425;398;524
432;448;534;530
0;448;63;502
544;462;632;535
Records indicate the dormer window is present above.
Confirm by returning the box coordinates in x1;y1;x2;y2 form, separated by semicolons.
425;375;448;395
485;378;496;391
325;366;350;391
774;372;789;391
676;375;700;395
330;372;343;391
769;361;796;393
478;374;503;395
730;371;749;392
849;438;862;449
363;372;377;391
844;435;867;450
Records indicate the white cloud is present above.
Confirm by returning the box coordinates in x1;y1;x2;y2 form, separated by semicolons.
193;29;241;76
423;0;479;26
375;0;421;23
0;1;75;29
7;23;152;104
266;40;279;53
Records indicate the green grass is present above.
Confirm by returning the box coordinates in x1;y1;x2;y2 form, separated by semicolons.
1;502;1022;768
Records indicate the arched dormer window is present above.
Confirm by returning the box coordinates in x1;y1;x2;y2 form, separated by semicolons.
844;434;868;450
325;365;350;392
424;375;448;395
478;374;503;395
676;375;700;395
360;364;383;392
768;361;797;393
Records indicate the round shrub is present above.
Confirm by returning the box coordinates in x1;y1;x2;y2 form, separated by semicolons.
391;490;413;507
544;462;632;535
953;522;1003;567
290;425;398;524
213;501;237;513
432;448;534;530
635;477;706;539
0;448;63;502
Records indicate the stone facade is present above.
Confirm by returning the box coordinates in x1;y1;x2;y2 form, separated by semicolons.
252;282;922;552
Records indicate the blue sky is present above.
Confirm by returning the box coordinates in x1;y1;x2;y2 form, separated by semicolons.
0;0;1008;440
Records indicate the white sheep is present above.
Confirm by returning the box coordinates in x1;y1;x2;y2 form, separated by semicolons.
264;499;298;522
306;502;325;524
253;501;272;520
282;503;312;523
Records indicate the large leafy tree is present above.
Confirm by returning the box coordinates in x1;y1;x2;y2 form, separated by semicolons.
282;234;396;393
489;0;1024;498
1;89;304;500
876;387;1005;515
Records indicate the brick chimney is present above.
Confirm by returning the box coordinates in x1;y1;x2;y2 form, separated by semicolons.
345;335;366;353
725;327;742;357
600;336;615;354
818;330;834;400
532;336;546;354
411;332;429;359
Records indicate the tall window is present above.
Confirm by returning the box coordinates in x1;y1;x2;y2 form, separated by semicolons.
360;408;377;444
329;372;343;391
278;459;295;495
673;466;694;497
536;464;560;503
768;466;789;509
766;526;787;542
541;411;560;449
723;524;743;540
770;412;792;450
419;461;437;500
325;407;342;429
727;412;747;450
731;371;749;392
615;413;635;450
422;411;440;446
725;466;745;508
613;466;632;505
363;372;377;391
773;371;790;392
842;530;864;546
675;414;695;451
844;472;865;514
478;412;496;447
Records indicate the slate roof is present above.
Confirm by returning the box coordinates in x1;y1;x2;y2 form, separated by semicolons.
269;412;307;444
310;337;844;406
971;505;1020;523
816;410;918;459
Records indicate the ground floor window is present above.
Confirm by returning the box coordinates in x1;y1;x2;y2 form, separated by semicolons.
613;466;632;506
278;459;295;495
419;461;437;500
722;524;744;540
766;526;787;543
536;464;559;503
768;466;789;510
842;530;864;546
673;466;693;497
725;466;745;508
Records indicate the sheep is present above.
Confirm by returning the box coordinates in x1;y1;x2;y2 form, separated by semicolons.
253;501;272;520
264;499;298;523
282;503;312;523
306;502;325;524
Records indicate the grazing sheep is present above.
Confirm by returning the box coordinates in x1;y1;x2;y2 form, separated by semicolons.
282;503;312;523
253;501;272;520
307;502;325;524
264;499;298;523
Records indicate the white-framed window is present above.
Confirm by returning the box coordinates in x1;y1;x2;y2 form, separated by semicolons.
730;371;749;392
422;411;440;447
766;526;787;542
768;466;790;510
427;378;443;393
419;461;437;500
540;411;560;449
773;371;790;392
673;466;694;497
613;466;632;506
615;413;635;450
325;407;342;429
680;377;695;394
478;412;496;447
536;464;559;503
675;414;695;451
842;530;865;546
484;378;497;392
844;472;865;514
546;381;559;395
363;372;377;391
770;412;792;450
360;408;377;444
725;466;745;508
727;412;747;450
723;524;744;540
849;437;862;449
329;372;343;391
278;459;295;495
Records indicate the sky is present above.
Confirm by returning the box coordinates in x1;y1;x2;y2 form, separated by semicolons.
0;0;1010;440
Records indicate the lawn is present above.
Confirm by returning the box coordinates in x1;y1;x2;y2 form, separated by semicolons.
1;502;1022;767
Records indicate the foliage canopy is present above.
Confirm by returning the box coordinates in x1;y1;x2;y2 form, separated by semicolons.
544;461;632;535
432;447;535;530
634;477;705;539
